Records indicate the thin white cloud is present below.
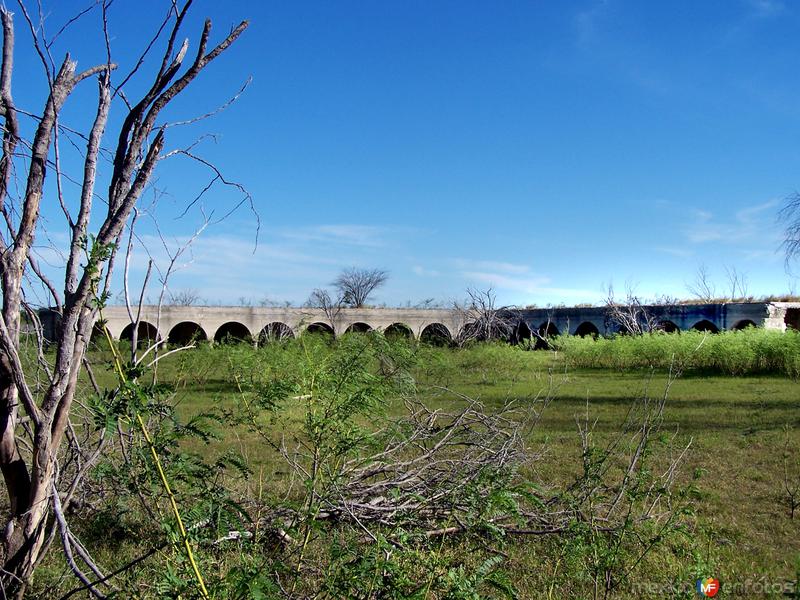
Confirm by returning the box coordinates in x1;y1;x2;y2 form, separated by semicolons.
276;224;396;247
462;271;597;300
452;258;531;275
683;200;780;245
744;0;784;18
655;246;695;259
412;265;440;277
574;0;611;47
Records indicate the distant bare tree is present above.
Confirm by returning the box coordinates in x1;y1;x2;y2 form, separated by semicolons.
453;287;519;346
169;288;202;306
781;193;800;267
604;284;660;335
259;296;291;308
686;264;716;302
724;265;750;301
306;288;343;334
332;267;388;308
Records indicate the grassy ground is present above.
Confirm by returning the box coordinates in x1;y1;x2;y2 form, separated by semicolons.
79;337;800;596
26;335;797;598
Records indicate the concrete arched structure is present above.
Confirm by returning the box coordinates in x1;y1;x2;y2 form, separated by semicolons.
168;321;208;345
259;322;294;343
306;322;334;336
691;319;719;333
385;322;414;339
345;322;372;334
45;302;797;350
120;321;160;345
513;321;531;345
214;321;252;344
732;319;757;330
659;320;680;333
574;321;599;337
420;322;452;346
536;322;560;349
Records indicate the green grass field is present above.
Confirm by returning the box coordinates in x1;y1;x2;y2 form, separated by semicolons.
63;333;800;599
17;330;791;597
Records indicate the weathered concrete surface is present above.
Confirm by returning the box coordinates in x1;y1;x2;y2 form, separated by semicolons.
70;305;464;343
518;302;800;337
38;301;800;344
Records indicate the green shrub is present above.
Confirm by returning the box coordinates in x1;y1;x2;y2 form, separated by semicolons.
554;328;800;377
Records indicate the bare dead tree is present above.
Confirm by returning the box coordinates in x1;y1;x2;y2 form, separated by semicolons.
332;267;388;308
0;2;248;595
781;193;800;268
453;287;520;346
306;288;343;334
169;288;202;306
724;265;750;302
604;283;661;335
685;263;717;302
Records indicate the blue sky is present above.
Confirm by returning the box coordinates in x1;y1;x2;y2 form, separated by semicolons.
20;0;800;306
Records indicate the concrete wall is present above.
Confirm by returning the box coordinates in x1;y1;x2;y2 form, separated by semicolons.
517;302;789;336
79;305;464;344
38;301;800;345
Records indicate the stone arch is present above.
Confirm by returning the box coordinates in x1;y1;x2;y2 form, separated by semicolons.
120;321;160;346
514;321;532;345
306;322;335;336
385;322;414;340
420;322;452;346
213;321;252;344
168;321;208;345
732;319;757;331
536;322;560;349
345;322;372;334
691;319;719;333
574;321;600;338
259;322;295;343
659;320;680;333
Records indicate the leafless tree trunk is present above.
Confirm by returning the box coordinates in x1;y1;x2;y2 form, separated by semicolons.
0;2;247;595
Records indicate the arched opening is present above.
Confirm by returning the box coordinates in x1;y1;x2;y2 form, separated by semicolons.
732;319;757;331
344;322;372;334
659;320;680;333
420;323;452;346
259;322;295;344
574;322;600;338
536;322;560;349
306;322;335;337
213;321;252;344
385;323;413;340
120;321;160;347
168;322;207;346
513;321;532;345
691;320;719;333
